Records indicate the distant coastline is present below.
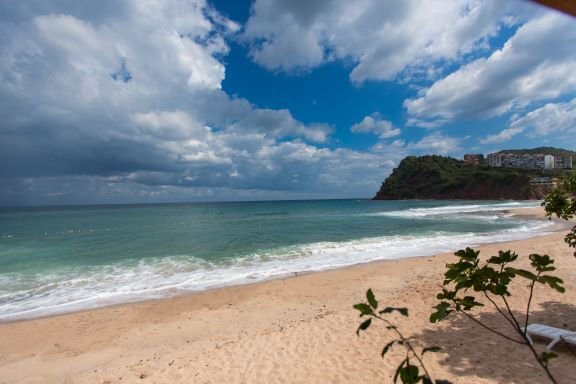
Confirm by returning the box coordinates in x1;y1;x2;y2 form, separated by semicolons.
373;155;564;200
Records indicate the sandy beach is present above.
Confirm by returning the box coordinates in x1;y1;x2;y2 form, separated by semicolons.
1;208;575;384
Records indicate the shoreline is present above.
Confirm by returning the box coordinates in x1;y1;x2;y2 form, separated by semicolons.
1;207;575;383
0;207;564;325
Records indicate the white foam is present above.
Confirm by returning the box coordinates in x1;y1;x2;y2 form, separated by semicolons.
370;201;540;218
0;218;556;322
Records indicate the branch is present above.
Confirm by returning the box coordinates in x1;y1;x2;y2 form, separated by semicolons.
501;295;524;337
455;309;524;345
524;335;559;384
482;291;517;331
524;274;540;332
375;314;434;380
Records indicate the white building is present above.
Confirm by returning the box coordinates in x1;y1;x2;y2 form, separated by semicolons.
544;155;555;169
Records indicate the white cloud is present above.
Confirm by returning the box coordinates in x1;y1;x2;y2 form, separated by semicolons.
131;111;210;140
1;0;386;205
480;127;524;144
509;98;576;137
367;133;464;170
405;118;447;130
405;11;576;123
243;0;524;83
229;108;332;143
351;114;400;139
408;134;462;155
6;1;563;205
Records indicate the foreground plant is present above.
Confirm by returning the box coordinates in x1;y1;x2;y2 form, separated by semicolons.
431;248;564;384
357;174;574;382
354;289;451;384
542;174;576;256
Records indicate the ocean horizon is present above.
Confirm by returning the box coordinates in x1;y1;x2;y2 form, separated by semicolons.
0;199;556;322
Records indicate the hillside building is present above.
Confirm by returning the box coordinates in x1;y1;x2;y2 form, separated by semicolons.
463;154;484;165
487;151;573;170
555;155;573;169
544;155;555;169
487;153;501;167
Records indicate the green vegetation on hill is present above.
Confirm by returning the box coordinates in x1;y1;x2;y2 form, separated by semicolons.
374;155;567;200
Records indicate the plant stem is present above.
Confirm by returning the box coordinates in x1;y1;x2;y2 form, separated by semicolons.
375;314;434;381
523;337;558;384
500;295;558;383
524;273;539;333
483;291;517;331
455;308;524;344
500;296;525;338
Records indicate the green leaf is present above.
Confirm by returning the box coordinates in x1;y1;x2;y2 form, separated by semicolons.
454;247;480;262
430;302;452;323
353;303;373;316
487;283;509;296
444;261;474;283
421;346;441;355
399;364;420;384
487;250;517;265
505;267;537;281
537;275;565;293
380;307;409;316
366;288;378;310
529;253;557;272
539;351;558;367
456;296;484;311
436;288;457;300
356;318;372;336
393;358;408;384
381;340;396;357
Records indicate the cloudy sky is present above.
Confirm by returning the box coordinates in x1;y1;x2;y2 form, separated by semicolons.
1;0;575;206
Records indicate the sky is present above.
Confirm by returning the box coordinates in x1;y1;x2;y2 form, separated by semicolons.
1;0;576;206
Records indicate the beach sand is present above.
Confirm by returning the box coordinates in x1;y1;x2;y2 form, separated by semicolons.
1;208;575;383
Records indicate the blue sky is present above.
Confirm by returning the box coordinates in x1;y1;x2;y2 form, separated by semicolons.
1;0;576;206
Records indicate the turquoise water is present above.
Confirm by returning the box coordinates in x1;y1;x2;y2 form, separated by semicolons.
0;199;552;321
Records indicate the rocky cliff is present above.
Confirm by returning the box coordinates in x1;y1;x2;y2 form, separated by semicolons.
373;155;554;200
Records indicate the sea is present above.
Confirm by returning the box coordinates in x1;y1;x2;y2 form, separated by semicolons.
0;199;557;322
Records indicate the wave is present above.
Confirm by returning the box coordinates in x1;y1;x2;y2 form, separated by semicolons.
0;218;556;322
368;201;541;218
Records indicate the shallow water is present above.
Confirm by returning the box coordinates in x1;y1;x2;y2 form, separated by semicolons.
0;199;553;321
